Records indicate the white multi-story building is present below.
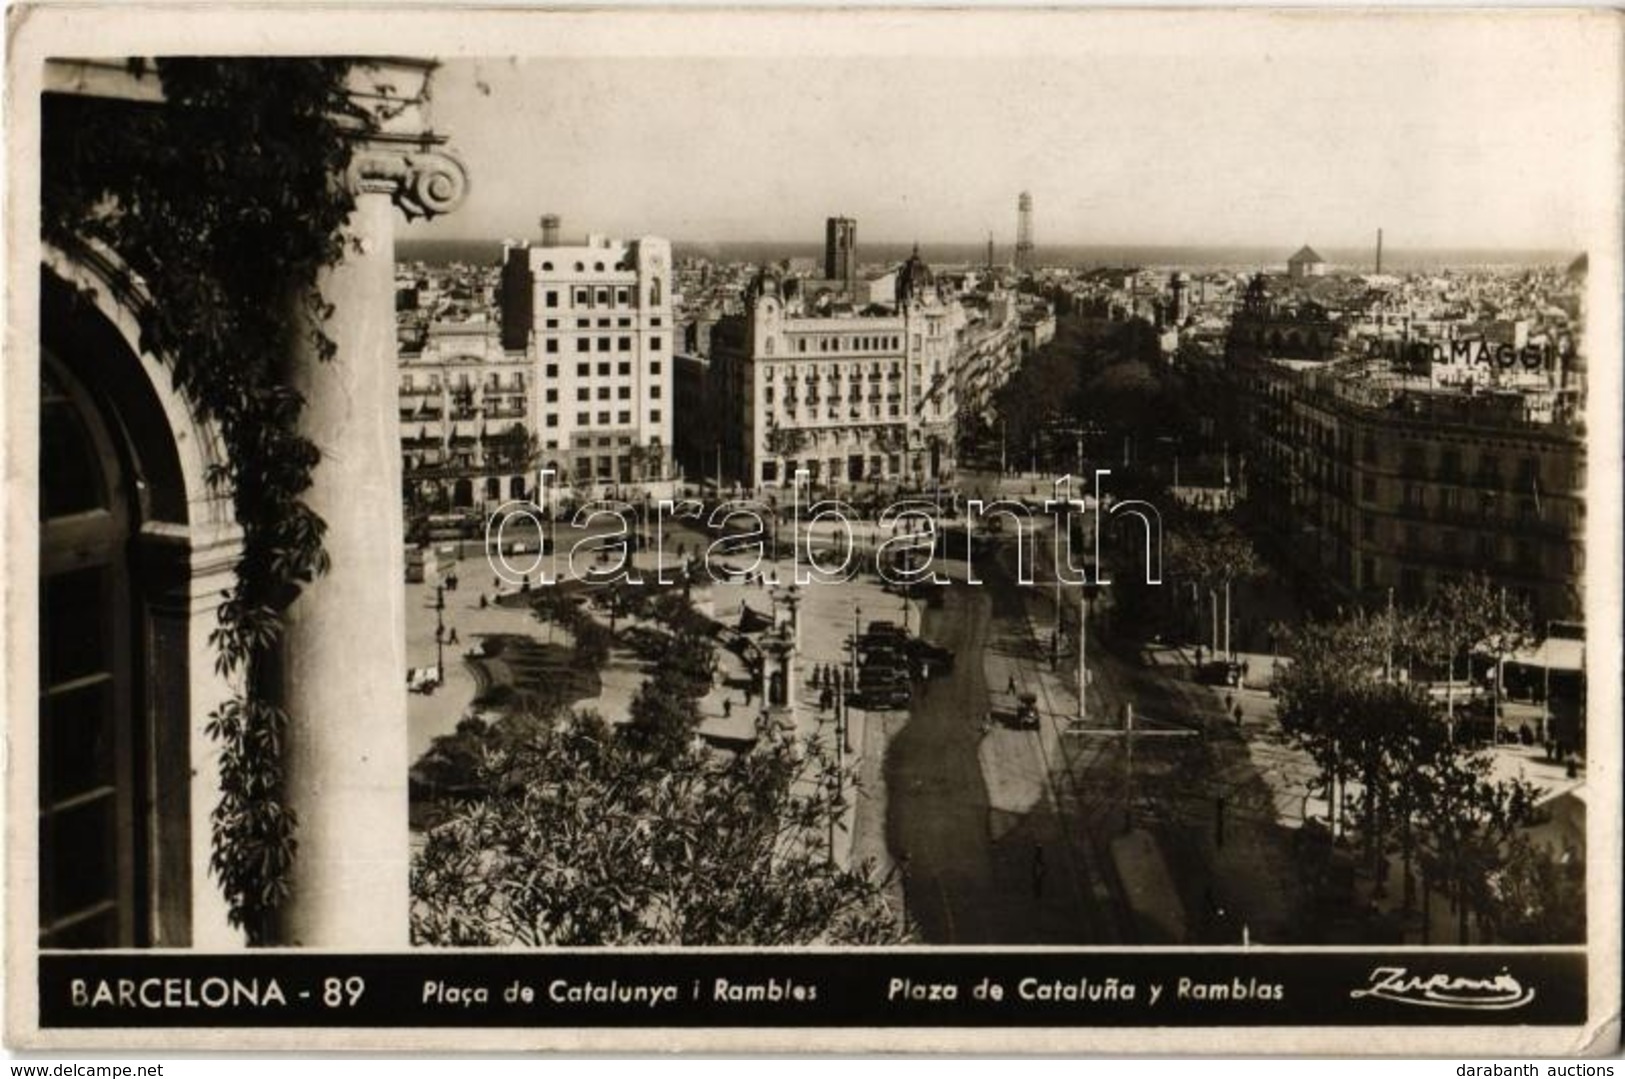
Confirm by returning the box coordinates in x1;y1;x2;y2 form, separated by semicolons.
711;251;962;490
398;323;534;511
500;226;675;491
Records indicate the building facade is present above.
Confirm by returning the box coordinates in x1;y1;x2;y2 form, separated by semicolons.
500;230;675;492
398;324;535;512
1228;277;1585;623
710;252;962;490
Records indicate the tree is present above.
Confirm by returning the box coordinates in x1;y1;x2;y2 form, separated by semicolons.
1415;747;1537;943
1486;833;1585;944
410;711;906;946
1419;575;1534;740
1166;514;1262;656
763;420;810;483
487;422;539;475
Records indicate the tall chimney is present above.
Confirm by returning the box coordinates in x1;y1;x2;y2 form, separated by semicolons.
541;214;561;248
1376;227;1383;275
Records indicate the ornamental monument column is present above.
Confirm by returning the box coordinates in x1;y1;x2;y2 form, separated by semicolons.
278;59;467;946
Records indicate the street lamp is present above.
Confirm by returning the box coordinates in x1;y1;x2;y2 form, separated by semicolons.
435;583;445;676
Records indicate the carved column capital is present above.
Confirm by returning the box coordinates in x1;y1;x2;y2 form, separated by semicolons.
348;141;469;220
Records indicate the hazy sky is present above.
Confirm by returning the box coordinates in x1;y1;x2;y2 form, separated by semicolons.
400;10;1616;251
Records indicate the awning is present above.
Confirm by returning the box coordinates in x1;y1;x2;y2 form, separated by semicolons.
1502;637;1584;672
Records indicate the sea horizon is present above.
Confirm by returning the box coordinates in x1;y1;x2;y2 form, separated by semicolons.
399;237;1580;273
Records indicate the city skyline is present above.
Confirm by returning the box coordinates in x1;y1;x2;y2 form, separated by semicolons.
401;11;1615;253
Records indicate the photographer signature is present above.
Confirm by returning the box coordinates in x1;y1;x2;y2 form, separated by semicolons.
1350;967;1535;1010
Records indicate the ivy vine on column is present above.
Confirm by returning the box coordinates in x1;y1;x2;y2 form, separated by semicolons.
42;58;375;943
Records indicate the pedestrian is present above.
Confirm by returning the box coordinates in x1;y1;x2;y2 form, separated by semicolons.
1031;844;1047;899
448;626;459;645
478;594;488;610
724;698;732;718
745;684;753;705
1007;674;1018;696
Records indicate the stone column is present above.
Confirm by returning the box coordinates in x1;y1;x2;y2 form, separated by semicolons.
278;61;467;947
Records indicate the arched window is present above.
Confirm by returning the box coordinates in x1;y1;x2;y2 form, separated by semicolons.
650;277;663;307
541;261;554;271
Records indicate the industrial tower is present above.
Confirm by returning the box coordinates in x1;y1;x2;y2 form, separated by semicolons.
1015;191;1034;272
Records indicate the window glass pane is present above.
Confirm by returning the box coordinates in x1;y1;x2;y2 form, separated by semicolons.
43;796;118;922
44;681;113;805
40;389;107;519
43;569;105;686
43;908;118;950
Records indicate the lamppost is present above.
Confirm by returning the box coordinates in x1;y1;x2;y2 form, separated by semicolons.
852;601;861;673
434;583;445;676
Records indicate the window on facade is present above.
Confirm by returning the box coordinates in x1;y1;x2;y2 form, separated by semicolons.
576;363;589;378
650;386;662;399
595;337;609;352
617;362;631;376
596;289;609;305
651;337;663;351
618;337;632;352
616;288;630;305
574;288;588;305
1361;515;1374;541
617;387;630;400
597;362;610;377
546;389;558;403
545;290;559;308
618;411;631;424
577;412;590;426
575;339;589;353
650;409;662;423
598;411;611;425
1361;475;1376;501
597;387;610;401
577;388;589;402
650;362;662;375
545;339;559;354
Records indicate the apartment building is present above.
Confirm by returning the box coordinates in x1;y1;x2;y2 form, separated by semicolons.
709;251;962;490
500;226;675;491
